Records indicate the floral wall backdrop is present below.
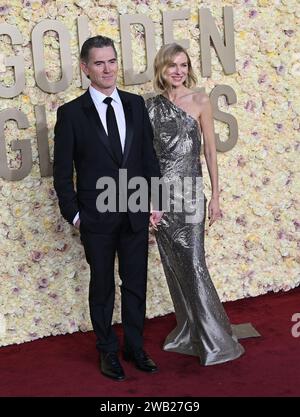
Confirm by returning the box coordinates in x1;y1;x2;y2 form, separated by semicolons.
0;0;299;346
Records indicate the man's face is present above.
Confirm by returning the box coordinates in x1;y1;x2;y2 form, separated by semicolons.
80;46;118;93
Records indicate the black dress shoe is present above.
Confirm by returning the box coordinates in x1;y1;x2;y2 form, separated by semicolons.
100;352;125;381
123;349;158;373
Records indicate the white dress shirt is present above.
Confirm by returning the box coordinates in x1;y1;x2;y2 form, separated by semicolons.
89;85;126;150
73;86;126;226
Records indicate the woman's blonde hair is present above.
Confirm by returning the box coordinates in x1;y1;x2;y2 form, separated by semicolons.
153;43;197;92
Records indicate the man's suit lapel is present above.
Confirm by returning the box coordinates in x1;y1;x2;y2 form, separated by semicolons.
81;90;118;165
118;89;134;167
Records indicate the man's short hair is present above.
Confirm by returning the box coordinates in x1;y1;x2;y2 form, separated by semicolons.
80;36;117;63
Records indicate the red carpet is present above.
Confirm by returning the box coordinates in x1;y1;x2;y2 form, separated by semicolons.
0;287;299;397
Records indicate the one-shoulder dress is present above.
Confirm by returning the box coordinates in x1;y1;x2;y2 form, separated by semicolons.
146;94;245;365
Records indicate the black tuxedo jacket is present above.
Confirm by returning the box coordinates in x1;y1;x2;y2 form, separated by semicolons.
53;89;161;233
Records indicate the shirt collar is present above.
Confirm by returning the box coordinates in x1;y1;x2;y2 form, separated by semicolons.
89;85;121;105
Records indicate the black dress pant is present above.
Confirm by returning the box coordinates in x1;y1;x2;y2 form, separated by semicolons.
80;214;149;353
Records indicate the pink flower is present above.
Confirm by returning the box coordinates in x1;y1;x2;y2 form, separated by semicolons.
249;10;258;18
237;155;246;167
55;223;64;233
48;292;58;300
258;74;267;84
284;30;294;37
276;65;285;76
31;251;43;262
293;220;300;231
277;230;286;240
244;240;252;250
0;5;10;15
245;100;256;112
48;188;56;200
262;177;270;185
109;17;117;25
149;237;156;245
56;243;68;252
38;277;49;289
50;101;58;111
33;202;41;210
272;210;281;222
243;60;250;69
236;216;247;227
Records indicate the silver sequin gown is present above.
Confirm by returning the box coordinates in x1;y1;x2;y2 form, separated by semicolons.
146;94;245;365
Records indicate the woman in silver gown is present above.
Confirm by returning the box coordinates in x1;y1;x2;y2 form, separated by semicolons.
146;43;245;365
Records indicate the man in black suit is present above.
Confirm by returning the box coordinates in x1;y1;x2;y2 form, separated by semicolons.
53;36;162;381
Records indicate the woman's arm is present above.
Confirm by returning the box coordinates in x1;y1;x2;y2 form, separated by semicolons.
198;94;221;225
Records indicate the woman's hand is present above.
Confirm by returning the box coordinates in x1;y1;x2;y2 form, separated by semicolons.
208;195;222;226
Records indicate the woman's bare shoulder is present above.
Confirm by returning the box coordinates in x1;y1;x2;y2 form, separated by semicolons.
192;91;210;106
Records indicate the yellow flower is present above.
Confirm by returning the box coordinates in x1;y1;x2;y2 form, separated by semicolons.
258;0;272;6
247;234;260;243
240;264;249;272
31;2;40;10
191;13;198;24
42;245;50;254
97;22;119;39
238;31;247;39
284;258;295;269
13;207;21;218
43;218;51;230
22;95;30;104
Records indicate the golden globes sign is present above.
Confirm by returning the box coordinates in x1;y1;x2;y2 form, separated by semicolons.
0;6;238;181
